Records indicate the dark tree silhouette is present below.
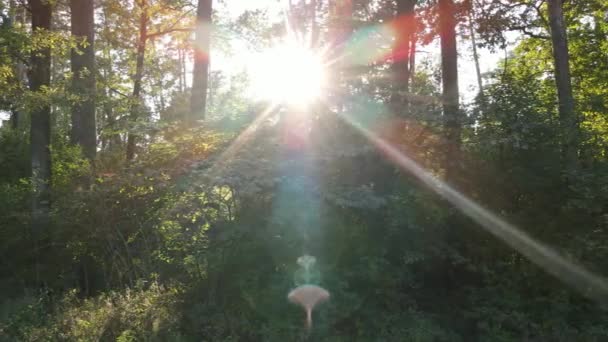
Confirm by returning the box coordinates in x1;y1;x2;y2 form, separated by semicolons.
28;0;52;282
70;0;96;161
548;0;579;172
438;0;461;181
190;0;212;122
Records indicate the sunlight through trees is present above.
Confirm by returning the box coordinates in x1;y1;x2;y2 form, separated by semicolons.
1;0;608;340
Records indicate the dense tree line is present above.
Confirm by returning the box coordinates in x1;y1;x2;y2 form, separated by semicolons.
1;0;608;340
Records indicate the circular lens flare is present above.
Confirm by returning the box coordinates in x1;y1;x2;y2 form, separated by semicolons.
250;41;325;106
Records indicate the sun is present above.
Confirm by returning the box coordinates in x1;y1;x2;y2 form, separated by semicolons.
249;41;326;106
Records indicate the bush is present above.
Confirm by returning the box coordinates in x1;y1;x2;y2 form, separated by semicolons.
1;282;182;341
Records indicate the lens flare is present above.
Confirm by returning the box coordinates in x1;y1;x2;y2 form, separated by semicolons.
343;24;395;66
288;284;330;329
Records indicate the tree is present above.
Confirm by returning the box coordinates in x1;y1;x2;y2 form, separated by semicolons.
70;0;96;161
547;0;579;172
126;0;149;161
0;0;28;130
471;0;581;172
391;0;416;116
125;0;193;160
29;0;52;282
190;0;212;122
438;0;460;180
468;1;484;103
4;1;608;340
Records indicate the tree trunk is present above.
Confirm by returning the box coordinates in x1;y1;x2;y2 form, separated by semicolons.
178;47;184;92
468;9;484;103
158;80;165;112
29;0;52;284
8;0;26;129
100;5;121;152
547;0;579;172
7;0;17;129
190;0;212;122
328;0;352;114
9;109;19;129
126;0;148;161
70;0;96;161
438;0;461;181
390;0;416;116
409;26;416;85
181;46;187;91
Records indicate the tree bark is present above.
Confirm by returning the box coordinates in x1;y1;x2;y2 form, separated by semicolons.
126;0;148;161
190;0;212;122
438;0;461;181
29;0;52;284
70;0;96;161
391;0;416;116
547;0;579;172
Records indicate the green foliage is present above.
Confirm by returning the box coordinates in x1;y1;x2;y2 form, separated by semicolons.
0;127;28;181
2;0;608;340
0;282;182;341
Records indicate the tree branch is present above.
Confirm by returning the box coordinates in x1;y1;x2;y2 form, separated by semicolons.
145;8;195;40
512;25;550;39
110;87;130;98
534;0;550;28
146;27;193;40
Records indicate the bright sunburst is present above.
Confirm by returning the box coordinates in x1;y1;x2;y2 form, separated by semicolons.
249;41;326;106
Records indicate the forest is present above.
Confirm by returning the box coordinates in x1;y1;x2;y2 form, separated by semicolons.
1;0;608;340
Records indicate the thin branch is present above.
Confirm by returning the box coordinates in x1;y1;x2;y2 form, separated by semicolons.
146;8;195;40
110;87;130;98
501;45;509;82
534;0;550;28
512;25;550;39
146;27;193;39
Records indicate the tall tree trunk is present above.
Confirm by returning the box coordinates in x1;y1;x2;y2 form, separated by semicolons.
547;0;579;172
9;108;19;129
438;0;461;181
100;4;121;152
102;82;121;151
409;26;416;85
7;0;17;129
328;0;352;114
190;0;212;122
158;81;165;112
70;0;96;161
178;47;184;92
8;0;26;129
391;0;416;117
29;0;52;284
126;0;148;161
468;9;484;103
181;46;187;91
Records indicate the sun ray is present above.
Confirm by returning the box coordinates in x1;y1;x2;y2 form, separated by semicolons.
336;107;608;304
204;103;279;176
